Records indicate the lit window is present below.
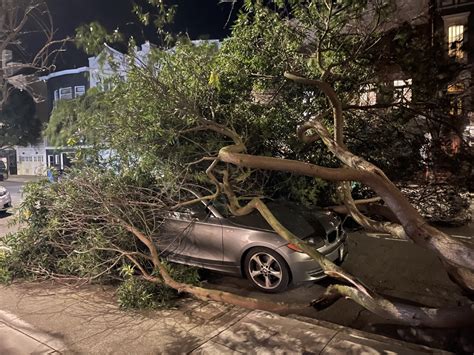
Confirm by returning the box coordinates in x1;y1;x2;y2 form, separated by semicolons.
448;25;464;59
59;87;73;100
443;12;469;62
448;83;464;116
393;79;412;104
447;82;464;94
75;86;86;97
359;84;377;106
450;98;463;116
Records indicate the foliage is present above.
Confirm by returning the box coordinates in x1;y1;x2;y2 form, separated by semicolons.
117;262;199;309
48;1;405;206
46;40;223;183
75;0;177;55
0;250;12;284
75;22;124;55
46;0;472;209
44;87;105;147
116;276;176;309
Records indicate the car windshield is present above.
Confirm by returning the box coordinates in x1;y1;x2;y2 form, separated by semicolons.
210;195;231;217
209;196;324;238
209;195;266;218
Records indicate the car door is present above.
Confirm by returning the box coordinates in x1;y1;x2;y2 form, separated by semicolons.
160;203;224;267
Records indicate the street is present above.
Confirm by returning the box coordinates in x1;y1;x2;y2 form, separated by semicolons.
0;176;35;237
0;176;472;352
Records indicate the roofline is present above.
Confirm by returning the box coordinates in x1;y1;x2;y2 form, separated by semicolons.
39;67;89;81
103;43;124;56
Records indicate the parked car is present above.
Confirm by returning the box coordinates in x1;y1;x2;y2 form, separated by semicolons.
0;161;6;181
157;189;347;293
0;185;12;213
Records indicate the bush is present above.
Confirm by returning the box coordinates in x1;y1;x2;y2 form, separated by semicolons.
0;250;12;284
116;263;200;309
117;277;176;309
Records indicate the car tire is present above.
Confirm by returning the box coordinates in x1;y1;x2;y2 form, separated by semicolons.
244;247;290;293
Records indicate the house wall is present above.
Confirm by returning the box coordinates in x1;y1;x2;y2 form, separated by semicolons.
16;144;47;176
435;0;474;145
40;68;89;115
14;68;90;176
88;42;154;89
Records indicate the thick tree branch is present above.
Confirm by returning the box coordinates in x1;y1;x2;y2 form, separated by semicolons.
312;284;474;328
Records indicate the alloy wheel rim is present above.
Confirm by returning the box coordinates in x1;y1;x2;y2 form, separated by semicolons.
248;252;283;290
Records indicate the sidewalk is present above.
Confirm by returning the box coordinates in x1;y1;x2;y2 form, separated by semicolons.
2;175;42;183
0;283;449;354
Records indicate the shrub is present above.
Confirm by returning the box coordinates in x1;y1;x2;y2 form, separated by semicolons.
116;263;200;309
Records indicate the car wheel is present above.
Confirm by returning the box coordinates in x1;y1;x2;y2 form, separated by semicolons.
244;247;290;293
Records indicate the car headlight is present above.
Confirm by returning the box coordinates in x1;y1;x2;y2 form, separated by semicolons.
0;186;7;196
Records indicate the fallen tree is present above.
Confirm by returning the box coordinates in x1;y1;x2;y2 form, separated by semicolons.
15;0;472;329
3;165;472;327
189;71;474;327
10;76;473;327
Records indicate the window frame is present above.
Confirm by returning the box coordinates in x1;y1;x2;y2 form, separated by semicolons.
448;24;465;59
442;12;470;62
74;85;86;98
359;84;377;106
59;87;73;100
393;78;413;105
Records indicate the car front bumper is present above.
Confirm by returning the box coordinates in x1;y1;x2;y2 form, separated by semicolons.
277;238;348;284
0;192;12;211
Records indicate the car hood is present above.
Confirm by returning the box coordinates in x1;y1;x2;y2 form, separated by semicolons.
227;201;339;241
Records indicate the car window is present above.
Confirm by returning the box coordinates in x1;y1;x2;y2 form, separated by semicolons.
176;203;208;220
211;196;274;219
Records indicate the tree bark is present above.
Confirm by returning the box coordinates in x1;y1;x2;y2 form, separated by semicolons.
312;284;474;328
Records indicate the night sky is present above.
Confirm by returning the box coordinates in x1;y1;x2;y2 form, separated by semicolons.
44;0;241;69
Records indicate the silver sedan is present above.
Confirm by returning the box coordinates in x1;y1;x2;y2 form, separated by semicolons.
0;185;12;212
158;193;347;293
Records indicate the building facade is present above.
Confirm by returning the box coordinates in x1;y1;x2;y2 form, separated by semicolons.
14;42;155;176
434;0;474;146
89;42;154;89
358;0;473;150
15;67;89;175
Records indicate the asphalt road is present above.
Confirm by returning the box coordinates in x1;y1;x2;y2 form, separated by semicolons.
2;178;24;205
0;178;28;237
203;224;473;352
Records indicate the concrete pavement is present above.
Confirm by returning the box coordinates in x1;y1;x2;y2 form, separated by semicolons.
0;308;66;354
0;282;449;354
